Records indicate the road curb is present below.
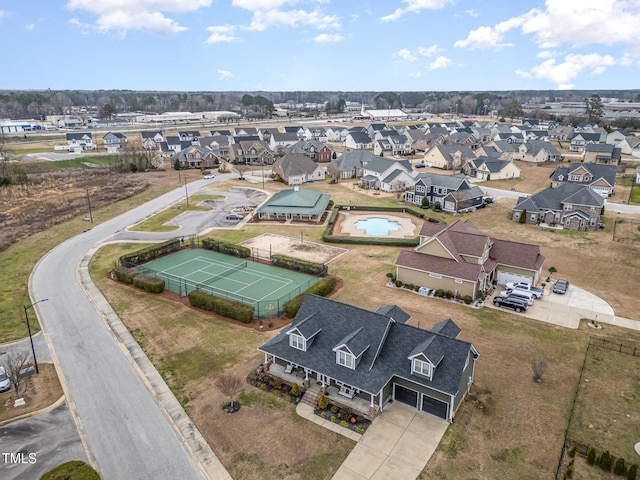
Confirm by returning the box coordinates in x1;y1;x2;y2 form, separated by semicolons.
0;394;65;427
77;245;232;480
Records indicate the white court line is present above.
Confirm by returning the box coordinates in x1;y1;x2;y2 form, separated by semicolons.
255;277;297;302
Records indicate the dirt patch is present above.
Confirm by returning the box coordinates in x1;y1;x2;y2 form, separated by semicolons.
238;233;348;264
0;363;63;424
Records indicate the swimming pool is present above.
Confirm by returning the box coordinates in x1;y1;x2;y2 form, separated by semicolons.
354;217;401;236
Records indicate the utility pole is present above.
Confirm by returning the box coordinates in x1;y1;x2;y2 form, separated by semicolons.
184;176;189;208
24;299;48;374
86;187;93;223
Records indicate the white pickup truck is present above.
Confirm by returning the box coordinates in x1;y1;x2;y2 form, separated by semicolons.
505;282;544;298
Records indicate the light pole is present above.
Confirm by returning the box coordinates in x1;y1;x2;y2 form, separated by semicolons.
24;298;48;374
183;176;190;208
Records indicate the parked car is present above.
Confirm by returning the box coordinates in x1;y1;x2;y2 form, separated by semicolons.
225;213;244;221
505;283;544;298
499;289;535;305
0;366;10;393
203;174;215;179
493;296;529;312
553;279;569;294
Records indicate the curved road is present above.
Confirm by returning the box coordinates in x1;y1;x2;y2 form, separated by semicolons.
30;176;237;480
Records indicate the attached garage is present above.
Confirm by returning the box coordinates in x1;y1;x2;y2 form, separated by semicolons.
393;384;418;408
496;271;532;286
421;394;449;420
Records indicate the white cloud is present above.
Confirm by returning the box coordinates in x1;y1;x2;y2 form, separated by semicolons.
408;71;422;78
516;53;616;88
464;9;478;17
217;69;234;80
68;17;91;34
313;33;346;43
66;0;212;35
428;56;452;70
537;50;557;59
394;45;443;62
25;23;35;31
247;8;340;31
0;10;14;22
454;15;529;50
381;0;453;22
205;25;241;43
394;49;417;62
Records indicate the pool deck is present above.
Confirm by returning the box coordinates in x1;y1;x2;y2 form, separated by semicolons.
338;212;417;238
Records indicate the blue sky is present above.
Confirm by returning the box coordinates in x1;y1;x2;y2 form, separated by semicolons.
1;0;639;92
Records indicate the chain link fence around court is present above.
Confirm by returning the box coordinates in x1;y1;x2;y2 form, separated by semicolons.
136;263;320;318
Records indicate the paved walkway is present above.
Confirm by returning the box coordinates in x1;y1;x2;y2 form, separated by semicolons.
297;402;448;480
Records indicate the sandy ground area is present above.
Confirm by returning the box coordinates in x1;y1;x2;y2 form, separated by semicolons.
238;232;348;264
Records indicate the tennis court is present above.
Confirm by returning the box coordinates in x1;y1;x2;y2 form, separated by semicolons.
137;248;320;317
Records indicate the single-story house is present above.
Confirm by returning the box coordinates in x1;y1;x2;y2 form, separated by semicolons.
583;144;622;164
272;154;325;185
512;182;605;231
256;187;330;222
463;157;520;180
258;294;479;421
395;220;545;298
515;141;562;163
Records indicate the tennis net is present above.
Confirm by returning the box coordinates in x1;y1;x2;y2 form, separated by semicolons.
202;261;248;286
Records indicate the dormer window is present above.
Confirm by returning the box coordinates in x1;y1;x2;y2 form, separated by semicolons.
412;358;432;378
337;350;355;369
289;332;306;351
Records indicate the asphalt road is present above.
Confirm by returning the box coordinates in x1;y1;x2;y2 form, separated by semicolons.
0;401;86;480
29;177;236;480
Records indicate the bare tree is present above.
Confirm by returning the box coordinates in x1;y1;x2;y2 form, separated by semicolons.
532;357;547;383
215;374;243;406
236;164;250;180
2;350;31;396
394;181;406;202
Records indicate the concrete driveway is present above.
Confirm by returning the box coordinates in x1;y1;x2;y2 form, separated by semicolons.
489;284;616;329
333;402;448;480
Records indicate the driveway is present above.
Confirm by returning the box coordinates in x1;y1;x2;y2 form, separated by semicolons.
332;402;448;480
489;284;617;329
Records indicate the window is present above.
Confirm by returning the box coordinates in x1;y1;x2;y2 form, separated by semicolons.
412;358;432;377
289;332;305;351
416;185;425;194
570;175;581;181
337;350;355;369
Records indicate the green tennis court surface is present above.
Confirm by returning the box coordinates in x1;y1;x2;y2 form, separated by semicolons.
137;248;319;317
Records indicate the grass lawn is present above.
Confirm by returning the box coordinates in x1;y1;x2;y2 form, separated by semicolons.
629;185;640;205
128;194;222;232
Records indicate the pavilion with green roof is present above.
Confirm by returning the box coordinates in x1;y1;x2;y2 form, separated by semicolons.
257;187;331;222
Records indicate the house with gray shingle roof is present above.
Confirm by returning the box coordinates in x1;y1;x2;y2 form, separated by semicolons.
272;153;325;186
515;140;562;163
269;132;300;154
583;143;622;164
395;220;545;298
287;139;333;162
550;163;617;197
404;173;483;212
360;157;413;192
345;131;373;150
569;132;601;152
512;182;604;230
326;150;378;179
423;145;476;170
258;294;478;421
463;156;520;180
102;132;127;153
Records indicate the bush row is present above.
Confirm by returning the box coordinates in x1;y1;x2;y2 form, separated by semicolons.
119;238;182;267
338;204;436;220
187;289;254;323
114;266;138;284
282;276;337;318
322;231;420;247
270;254;327;276
567;443;638;480
132;274;165;293
201;238;251;258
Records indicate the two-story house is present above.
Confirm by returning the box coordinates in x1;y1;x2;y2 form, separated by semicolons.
326;150;377;179
395;220;545;297
287;140;333;162
141;131;164;150
512;183;605;230
404;173;483;212
345;131;373;150
269;132;300;155
569;132;601;152
360;157;414;192
258;294;479;421
66;132;96;152
231;140;275;165
550;163;617;197
515;141;562;163
463;157;520;180
102;132;127;153
272;153;326;185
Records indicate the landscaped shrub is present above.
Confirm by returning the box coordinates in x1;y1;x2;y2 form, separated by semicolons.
568;445;577;458
564;463;575;479
188;290;254;323
386;272;394;279
433;201;442;212
519;209;527;224
201;238;251;258
114;266;139;284
282;295;304;318
133;274;165;293
40;461;100;480
291;382;301;397
307;276;337;297
120;238;182;267
463;295;473;304
339;420;349;428
627;464;638;480
600;451;612;471
444;290;454;299
587;448;597;465
271;254;327;276
330;416;337;423
395;280;403;287
615;458;627;476
330;405;340;414
435;289;445;298
317;394;329;410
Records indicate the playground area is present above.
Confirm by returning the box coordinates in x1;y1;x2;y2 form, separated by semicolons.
238;233;348;264
137;248;320;317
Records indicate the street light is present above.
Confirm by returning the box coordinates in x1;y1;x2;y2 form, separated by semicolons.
183;176;190;208
24;298;48;374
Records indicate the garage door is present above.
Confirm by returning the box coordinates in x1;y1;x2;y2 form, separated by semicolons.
394;384;418;408
496;271;532;286
421;395;448;420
